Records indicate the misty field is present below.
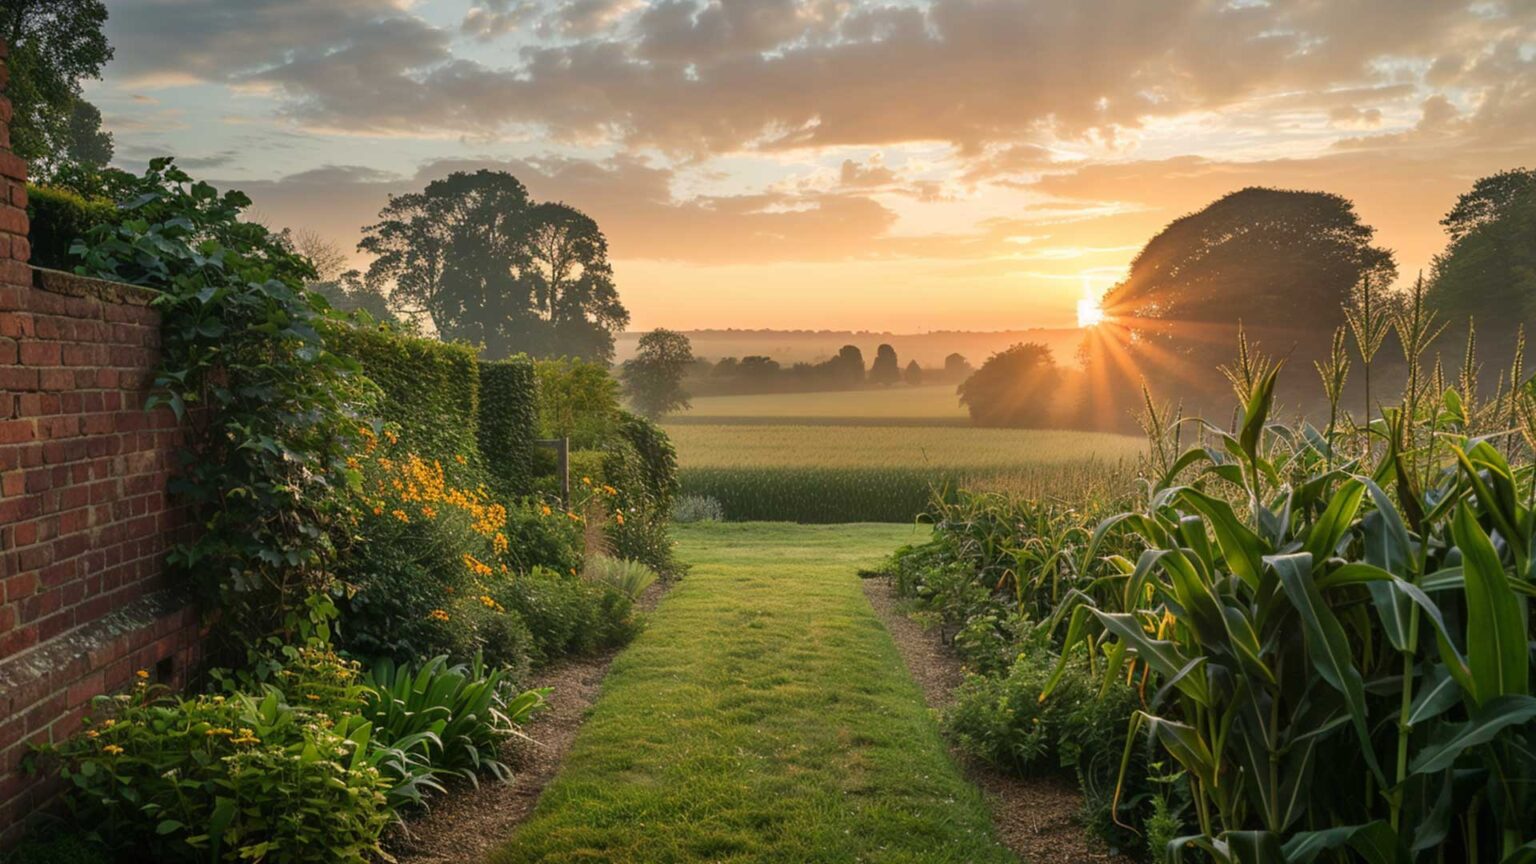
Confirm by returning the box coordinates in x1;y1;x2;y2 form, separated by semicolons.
672;384;970;426
664;423;1143;522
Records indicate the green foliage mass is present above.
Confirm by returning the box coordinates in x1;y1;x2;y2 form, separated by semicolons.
479;356;540;498
535;356;621;448
621;328;694;418
359;170;629;362
23;182;116;270
957;342;1063;427
74;158;366;656
600;412;681;574
0;0;113;169
1427;168;1536;348
329;324;483;480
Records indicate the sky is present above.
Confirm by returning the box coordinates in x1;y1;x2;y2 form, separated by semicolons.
88;0;1536;332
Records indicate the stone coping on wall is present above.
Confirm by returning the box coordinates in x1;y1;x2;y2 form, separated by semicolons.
0;588;196;715
32;266;156;307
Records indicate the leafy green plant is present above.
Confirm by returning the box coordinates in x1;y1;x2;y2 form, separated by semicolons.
73;158;368;658
583;553;658;600
361;655;545;788
36;684;394;863
1047;349;1536;861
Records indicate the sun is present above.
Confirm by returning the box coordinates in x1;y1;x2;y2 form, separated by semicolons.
1076;296;1106;328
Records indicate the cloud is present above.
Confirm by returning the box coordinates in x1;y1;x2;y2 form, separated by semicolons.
229;154;899;267
105;0;1535;161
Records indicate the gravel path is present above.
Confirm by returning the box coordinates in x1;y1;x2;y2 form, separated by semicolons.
861;576;1130;864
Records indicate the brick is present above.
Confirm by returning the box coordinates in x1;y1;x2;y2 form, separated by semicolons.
0;418;33;443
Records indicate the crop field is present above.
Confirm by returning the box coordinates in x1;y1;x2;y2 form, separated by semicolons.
664;423;1144;522
671;384;970;426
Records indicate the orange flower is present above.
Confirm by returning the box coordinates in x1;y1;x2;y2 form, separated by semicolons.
428;609;450;622
614;512;625;526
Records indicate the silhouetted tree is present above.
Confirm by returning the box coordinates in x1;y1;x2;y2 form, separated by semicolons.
869;343;901;385
814;344;864;389
1086;186;1396;411
360;170;628;361
622;329;695;418
943;352;972;381
957;343;1061;427
1426;168;1536;348
904;359;923;386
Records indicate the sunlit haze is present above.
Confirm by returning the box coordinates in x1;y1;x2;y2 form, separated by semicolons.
94;0;1536;331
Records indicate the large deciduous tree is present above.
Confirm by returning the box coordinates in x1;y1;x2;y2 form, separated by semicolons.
360;170;629;362
1085;186;1396;413
0;0;113;171
622;329;695;418
1426;168;1536;350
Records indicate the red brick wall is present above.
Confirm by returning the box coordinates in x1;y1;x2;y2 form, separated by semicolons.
0;39;201;844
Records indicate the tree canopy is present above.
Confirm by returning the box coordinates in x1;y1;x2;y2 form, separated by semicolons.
1426;168;1536;347
1089;186;1396;408
1;0;113;170
360;170;629;362
623;329;695;418
957;343;1061;428
869;343;901;385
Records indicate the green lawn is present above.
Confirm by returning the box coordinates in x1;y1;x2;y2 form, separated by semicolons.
490;523;1017;864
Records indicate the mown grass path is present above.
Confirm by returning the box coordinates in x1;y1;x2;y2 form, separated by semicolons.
490;522;1017;864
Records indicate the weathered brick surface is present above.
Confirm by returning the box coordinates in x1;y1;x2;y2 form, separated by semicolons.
0;38;202;844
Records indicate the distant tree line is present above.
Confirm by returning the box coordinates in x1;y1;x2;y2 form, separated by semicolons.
683;344;973;397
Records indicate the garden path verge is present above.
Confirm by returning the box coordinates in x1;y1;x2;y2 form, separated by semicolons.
861;576;1129;864
389;581;667;864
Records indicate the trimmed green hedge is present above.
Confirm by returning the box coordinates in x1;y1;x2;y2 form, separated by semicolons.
478;356;539;499
329;324;482;473
27;184;118;271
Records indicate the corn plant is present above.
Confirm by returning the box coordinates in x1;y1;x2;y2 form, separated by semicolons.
1047;359;1536;862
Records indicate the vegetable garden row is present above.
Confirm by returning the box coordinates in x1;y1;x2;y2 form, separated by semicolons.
884;305;1536;861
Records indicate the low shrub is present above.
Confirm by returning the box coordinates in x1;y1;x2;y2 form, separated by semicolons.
944;645;1155;852
583;553;658;600
25;184;118;270
337;449;511;666
39;685;394;863
361;654;545;788
671;493;725;523
494;567;639;666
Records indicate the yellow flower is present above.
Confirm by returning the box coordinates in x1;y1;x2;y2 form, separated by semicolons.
428;609;451;622
102;719;115;728
135;669;150;680
454;454;467;465
103;744;124;756
539;504;552;517
421;505;437;519
392;509;410;523
305;693;322;702
602;485;617;496
479;594;504;612
581;476;592;486
85;730;99;739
